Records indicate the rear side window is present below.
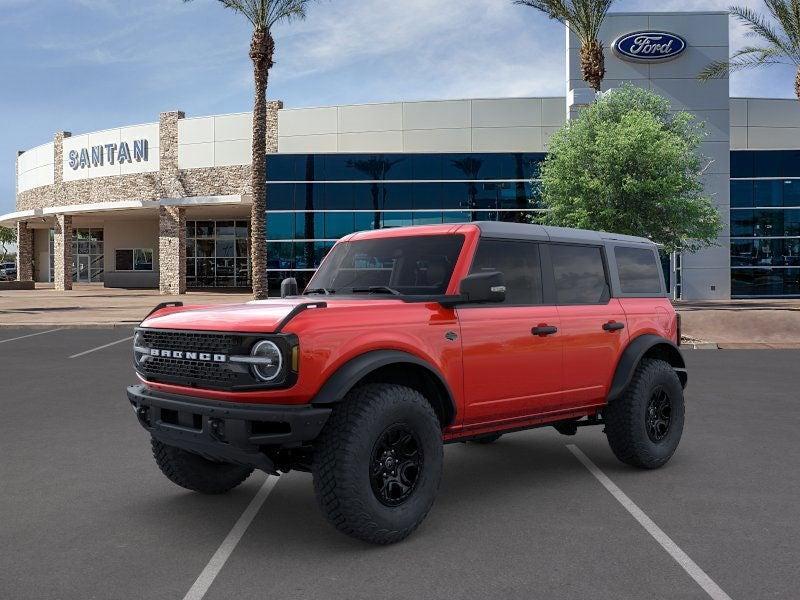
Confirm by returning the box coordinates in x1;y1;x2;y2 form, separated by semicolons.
550;244;608;304
469;240;543;305
615;247;662;294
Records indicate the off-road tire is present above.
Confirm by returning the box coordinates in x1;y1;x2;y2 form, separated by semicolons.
312;383;443;545
604;358;685;469
151;438;253;494
470;433;503;444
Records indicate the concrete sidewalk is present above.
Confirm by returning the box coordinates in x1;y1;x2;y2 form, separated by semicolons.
0;284;251;327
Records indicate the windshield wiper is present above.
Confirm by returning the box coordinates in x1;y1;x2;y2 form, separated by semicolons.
305;288;335;295
351;286;402;296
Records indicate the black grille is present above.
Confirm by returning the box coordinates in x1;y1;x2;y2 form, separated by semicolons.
138;330;240;355
142;356;237;387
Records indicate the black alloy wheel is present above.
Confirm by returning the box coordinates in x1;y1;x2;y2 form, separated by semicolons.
645;386;672;443
369;424;423;506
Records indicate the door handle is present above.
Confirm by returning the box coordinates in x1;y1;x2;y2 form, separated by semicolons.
532;325;558;337
603;321;625;332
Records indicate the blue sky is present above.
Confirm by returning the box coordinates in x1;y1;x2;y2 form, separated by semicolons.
1;0;797;215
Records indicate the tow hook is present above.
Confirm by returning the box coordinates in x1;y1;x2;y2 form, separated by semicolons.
208;418;226;441
135;405;150;427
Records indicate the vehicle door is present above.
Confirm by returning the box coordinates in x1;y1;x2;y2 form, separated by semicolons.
458;239;563;427
547;243;628;407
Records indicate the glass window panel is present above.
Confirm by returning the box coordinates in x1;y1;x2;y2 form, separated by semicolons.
472;182;499;210
355;211;380;232
235;258;250;283
272;242;295;269
731;210;754;237
382;212;413;229
781;150;800;177
730;180;754;208
294;183;324;211
326;155;359;180
186;258;196;277
236;239;248;258
315;241;334;268
266;212;294;240
444;154;486;180
498;182;528;209
754;151;783;177
115;249;133;271
197;258;215;285
498;211;529;224
216;239;235;257
754;180;783;207
185;239;195;257
294;242;315;269
730;151;754;178
441;183;469;210
413;212;443;225
783;180;800;207
551;244;609;304
196;239;215;257
77;241;90;255
412;154;442;180
235;221;249;237
412;182;443;209
354;183;381;210
753;210;784;237
195;221;215;238
325;212;355;240
785;210;800;236
615;247;662;294
443;211;471;223
325;183;354;210
186;222;196;238
216;221;236;237
517;153;545;180
215;257;235;276
134;249;153;271
266;184;294;210
381;183;412;211
470;240;543;305
266;154;297;181
295;211;324;239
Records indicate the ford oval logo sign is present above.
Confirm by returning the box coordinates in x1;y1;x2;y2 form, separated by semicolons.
613;31;687;63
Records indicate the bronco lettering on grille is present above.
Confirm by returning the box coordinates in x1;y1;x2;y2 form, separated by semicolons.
148;348;227;362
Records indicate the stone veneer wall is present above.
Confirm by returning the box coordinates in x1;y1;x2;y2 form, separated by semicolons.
158;206;186;294
53;214;73;291
15;222;33;281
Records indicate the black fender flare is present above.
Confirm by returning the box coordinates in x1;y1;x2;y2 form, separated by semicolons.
311;349;457;425
607;335;687;402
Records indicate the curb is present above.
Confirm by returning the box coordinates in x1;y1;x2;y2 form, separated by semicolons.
686;342;719;350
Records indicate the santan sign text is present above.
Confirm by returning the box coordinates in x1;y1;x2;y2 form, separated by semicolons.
68;139;149;170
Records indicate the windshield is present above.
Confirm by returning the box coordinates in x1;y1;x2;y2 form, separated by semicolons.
306;235;465;296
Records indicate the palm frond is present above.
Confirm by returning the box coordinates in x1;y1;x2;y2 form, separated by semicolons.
515;0;615;43
730;5;800;64
699;46;789;80
186;0;312;30
764;0;800;45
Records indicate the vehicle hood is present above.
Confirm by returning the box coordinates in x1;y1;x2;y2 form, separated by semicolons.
139;297;404;333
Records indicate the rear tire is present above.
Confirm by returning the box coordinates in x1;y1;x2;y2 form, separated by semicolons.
151;438;253;494
312;383;443;545
604;358;685;469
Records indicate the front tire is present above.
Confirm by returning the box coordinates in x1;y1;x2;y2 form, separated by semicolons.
312;383;443;545
604;359;685;469
151;438;253;494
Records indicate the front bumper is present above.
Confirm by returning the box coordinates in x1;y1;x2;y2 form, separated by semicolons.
127;384;331;473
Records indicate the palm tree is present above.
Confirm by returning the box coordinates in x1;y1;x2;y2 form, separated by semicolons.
184;0;314;299
699;3;800;101
515;0;615;92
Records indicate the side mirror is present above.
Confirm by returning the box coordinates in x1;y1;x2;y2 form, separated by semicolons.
440;271;506;307
280;277;299;298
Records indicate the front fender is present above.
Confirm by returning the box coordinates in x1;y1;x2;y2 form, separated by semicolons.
607;335;686;402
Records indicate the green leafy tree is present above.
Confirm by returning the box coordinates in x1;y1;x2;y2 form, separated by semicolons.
515;0;615;92
0;226;15;263
183;0;316;298
699;2;800;100
536;84;722;253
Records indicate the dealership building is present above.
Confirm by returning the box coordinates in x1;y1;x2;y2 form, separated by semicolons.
4;10;800;299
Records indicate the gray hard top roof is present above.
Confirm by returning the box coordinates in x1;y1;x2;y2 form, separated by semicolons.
473;221;654;247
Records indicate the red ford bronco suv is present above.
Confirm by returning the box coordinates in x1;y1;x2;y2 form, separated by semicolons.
128;222;686;544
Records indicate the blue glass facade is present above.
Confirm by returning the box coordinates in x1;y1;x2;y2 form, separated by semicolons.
731;151;800;297
265;153;545;290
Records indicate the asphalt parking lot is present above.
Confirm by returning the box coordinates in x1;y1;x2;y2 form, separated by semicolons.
1;328;798;600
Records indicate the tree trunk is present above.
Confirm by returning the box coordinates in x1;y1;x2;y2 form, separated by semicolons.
796;67;800;102
580;40;605;92
249;29;275;300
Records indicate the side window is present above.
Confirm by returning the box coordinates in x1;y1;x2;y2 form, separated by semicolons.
615;246;663;294
550;244;608;304
469;240;542;305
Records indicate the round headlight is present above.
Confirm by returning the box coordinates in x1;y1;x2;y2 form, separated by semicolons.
251;340;283;382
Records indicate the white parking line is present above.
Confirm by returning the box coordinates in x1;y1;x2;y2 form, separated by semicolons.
567;445;733;600
68;335;134;359
183;476;278;600
0;329;63;345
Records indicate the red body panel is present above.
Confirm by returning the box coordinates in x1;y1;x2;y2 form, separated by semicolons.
137;223;679;439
